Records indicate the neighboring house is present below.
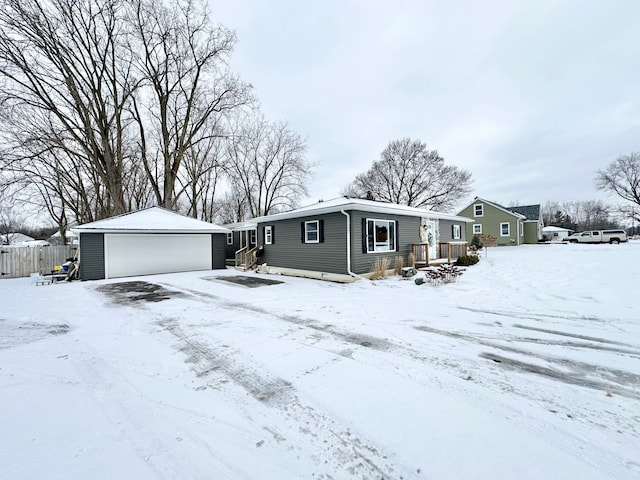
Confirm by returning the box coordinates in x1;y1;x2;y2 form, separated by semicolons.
542;226;573;243
250;197;472;280
223;221;257;261
457;197;543;246
48;230;79;246
1;232;35;245
73;206;230;280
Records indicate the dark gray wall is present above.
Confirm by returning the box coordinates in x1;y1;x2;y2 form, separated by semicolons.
438;219;467;243
79;233;105;280
349;211;421;274
257;210;468;276
225;232;239;259
212;234;226;269
257;212;348;274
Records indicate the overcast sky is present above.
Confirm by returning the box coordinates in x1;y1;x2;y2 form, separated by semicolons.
208;0;640;212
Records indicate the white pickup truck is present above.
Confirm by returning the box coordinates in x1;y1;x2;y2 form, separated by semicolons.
567;229;628;244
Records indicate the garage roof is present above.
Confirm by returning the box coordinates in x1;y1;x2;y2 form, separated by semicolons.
73;207;231;234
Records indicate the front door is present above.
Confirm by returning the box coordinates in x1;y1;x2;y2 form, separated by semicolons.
420;218;438;260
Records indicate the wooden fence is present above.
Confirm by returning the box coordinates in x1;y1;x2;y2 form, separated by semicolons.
0;245;77;279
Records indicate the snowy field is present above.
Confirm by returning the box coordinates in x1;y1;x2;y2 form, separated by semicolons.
1;242;639;479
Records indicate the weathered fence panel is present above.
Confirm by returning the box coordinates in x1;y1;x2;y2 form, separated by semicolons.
0;246;77;279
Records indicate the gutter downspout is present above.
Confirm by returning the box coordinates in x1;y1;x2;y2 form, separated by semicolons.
341;209;367;280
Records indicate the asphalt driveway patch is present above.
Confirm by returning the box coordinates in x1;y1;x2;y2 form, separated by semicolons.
96;281;186;304
206;275;284;288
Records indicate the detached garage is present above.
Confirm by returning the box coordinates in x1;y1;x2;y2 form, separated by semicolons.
73;207;230;280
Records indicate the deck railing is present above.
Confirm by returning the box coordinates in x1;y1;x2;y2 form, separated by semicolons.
438;241;468;263
234;246;258;270
410;243;429;268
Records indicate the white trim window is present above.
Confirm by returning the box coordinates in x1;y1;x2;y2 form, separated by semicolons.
265;226;273;245
452;224;461;240
519;222;524;236
474;204;484;217
366;219;396;252
473;224;482;234
305;220;319;243
500;222;510;236
226;232;233;245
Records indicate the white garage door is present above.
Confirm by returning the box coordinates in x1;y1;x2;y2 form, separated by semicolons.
105;234;212;279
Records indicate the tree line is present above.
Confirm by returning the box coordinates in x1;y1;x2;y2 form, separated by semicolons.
0;0;313;242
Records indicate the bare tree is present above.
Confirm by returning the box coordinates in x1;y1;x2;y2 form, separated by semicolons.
0;201;25;245
223;115;312;218
130;0;252;210
0;0;140;219
595;152;640;223
343;138;472;212
176;133;226;221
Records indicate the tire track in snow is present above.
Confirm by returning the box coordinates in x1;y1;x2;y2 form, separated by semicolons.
156;316;413;480
69;347;248;479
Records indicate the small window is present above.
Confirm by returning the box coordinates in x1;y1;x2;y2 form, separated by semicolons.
592;231;599;235
474;204;484;217
265;226;273;245
305;220;319;243
500;222;510;236
473;224;482;234
519;222;524;236
452;224;461;240
366;219;396;252
226;232;233;245
250;229;257;245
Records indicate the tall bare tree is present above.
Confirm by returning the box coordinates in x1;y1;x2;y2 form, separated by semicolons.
595;152;640;223
223;115;312;218
0;0;139;219
130;0;252;210
343;138;473;212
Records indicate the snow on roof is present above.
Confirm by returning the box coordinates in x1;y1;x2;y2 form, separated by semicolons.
2;233;35;244
72;206;230;234
542;226;573;232
253;197;473;223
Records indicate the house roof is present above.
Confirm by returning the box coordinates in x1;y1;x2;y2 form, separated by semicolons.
253;197;473;223
460;197;527;220
223;220;257;231
72;206;231;234
506;204;541;221
542;226;573;232
2;233;35;244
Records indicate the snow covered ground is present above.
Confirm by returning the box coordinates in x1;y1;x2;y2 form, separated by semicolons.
1;242;639;479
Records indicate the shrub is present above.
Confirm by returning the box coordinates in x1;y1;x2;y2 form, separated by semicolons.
455;255;480;266
369;256;390;280
470;235;484;250
393;256;404;275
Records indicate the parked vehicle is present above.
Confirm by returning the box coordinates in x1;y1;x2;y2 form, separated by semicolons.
567;230;628;244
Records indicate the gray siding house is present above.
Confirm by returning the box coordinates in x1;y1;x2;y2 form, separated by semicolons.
73;207;230;280
251;197;472;280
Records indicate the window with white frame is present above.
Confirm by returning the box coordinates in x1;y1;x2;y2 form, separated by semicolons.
473;224;482;234
226;232;233;245
265;226;273;245
366;219;396;252
519;222;524;236
305;220;319;243
474;204;484;217
452;224;461;240
250;229;257;245
500;222;510;236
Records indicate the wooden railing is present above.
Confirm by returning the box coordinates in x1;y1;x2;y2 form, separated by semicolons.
234;246;258;270
410;243;429;268
438;241;468;263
